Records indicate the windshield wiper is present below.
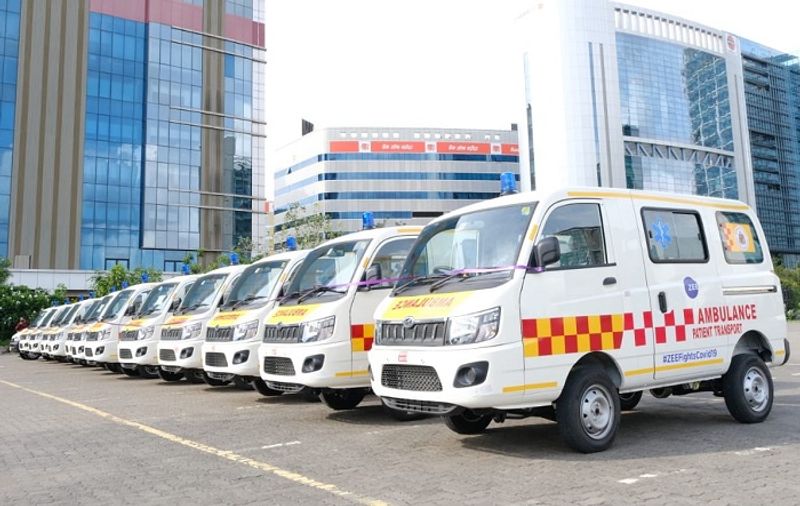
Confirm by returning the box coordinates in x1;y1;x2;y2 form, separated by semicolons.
179;303;208;315
228;295;269;310
392;274;448;295
429;269;510;293
297;285;342;303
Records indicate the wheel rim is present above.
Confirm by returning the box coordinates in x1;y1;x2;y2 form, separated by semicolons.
461;410;485;423
144;366;159;376
619;392;636;401
743;366;769;412
581;384;614;440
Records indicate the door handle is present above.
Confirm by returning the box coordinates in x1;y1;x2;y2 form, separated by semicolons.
658;291;668;313
602;277;617;286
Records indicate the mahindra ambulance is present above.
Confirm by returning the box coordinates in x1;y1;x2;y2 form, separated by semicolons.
17;309;54;360
157;265;246;383
55;299;95;362
202;250;308;390
258;225;420;410
84;286;154;371
27;307;60;359
66;298;101;363
37;305;70;360
369;187;788;452
117;275;198;379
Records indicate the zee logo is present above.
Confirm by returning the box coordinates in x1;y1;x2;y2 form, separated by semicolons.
684;277;699;299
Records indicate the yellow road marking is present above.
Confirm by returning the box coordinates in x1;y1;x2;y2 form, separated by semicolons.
0;380;387;506
502;381;557;393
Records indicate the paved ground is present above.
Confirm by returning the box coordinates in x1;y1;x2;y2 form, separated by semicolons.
2;327;800;505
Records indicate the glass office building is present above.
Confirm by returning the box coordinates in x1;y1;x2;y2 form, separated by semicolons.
0;0;20;259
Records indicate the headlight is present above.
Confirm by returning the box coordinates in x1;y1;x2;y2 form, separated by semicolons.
300;316;335;343
447;307;501;345
374;321;383;345
138;326;155;341
182;322;203;340
233;320;260;341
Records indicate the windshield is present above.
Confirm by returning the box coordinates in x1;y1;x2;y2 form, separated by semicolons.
87;296;113;322
58;305;81;326
76;301;99;323
30;312;46;328
138;283;178;317
284;240;369;304
179;274;227;314
398;203;535;294
102;290;135;321
50;306;72;327
40;309;58;327
224;261;288;310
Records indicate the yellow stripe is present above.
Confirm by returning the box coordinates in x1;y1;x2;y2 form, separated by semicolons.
775;350;786;356
0;380;386;506
527;223;539;241
502;381;558;393
334;370;370;377
567;191;750;211
397;227;422;234
624;357;725;377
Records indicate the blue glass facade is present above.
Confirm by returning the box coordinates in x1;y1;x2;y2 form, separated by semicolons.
0;0;20;258
617;33;738;199
741;39;800;264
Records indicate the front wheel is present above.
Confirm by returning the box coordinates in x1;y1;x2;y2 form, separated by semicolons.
723;354;773;423
619;391;643;411
158;368;184;382
320;388;368;410
203;372;231;387
233;376;254;390
443;410;493;434
299;387;321;403
186;370;206;384
556;367;620;453
253;379;283;397
138;365;160;379
121;366;140;378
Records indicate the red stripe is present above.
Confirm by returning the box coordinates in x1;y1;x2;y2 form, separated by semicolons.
655;327;667;344
683;308;695;325
363;337;374;351
634;328;646;347
521;319;537;338
589;333;602;351
600;314;613;333
675;326;686;342
613;331;623;349
564;335;578;354
550;317;564;337
537;337;552;356
624;312;634;331
576;316;589;334
350;324;364;338
643;311;653;328
664;311;675;326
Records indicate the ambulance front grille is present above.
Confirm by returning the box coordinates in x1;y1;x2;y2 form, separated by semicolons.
206;326;234;342
85;348;94;358
85;332;99;342
381;364;442;392
205;352;228;367
161;328;183;341
263;324;301;343
119;349;133;360
378;320;446;346
263;356;295;376
119;330;140;342
382;397;457;415
159;349;176;362
265;381;304;393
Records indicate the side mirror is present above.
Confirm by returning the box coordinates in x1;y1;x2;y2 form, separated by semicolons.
532;236;561;269
170;298;182;312
366;264;382;282
125;304;137;316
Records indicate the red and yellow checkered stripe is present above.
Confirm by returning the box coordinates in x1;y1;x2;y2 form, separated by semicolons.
521;314;632;357
350;324;375;352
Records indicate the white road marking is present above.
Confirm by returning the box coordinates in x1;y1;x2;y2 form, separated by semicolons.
262;441;302;449
639;473;658;478
618;478;638;485
791;373;800;376
734;447;772;456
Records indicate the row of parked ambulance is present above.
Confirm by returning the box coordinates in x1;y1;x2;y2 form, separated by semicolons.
11;187;791;452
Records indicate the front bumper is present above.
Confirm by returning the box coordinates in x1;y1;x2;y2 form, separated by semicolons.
156;340;202;370
118;341;158;366
368;341;544;411
202;341;261;377
49;340;67;357
257;340;365;389
85;341;118;363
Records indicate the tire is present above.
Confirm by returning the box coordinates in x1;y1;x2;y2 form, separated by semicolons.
107;363;124;374
253;378;283;397
121;366;140;377
299;387;322;403
556;367;621;453
723;354;773;423
443;410;493;434
138;365;160;379
186;370;206;384
619;391;643;411
158;368;184;382
233;376;254;390
320;388;368;410
382;400;426;421
203;371;231;387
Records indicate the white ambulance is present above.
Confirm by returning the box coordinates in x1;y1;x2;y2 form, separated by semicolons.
73;295;114;366
369;187;788;452
202;250;308;390
28;307;60;359
157;265;246;383
46;301;93;361
66;298;101;363
17;309;55;360
84;284;155;373
39;304;72;360
258;225;420;410
117;276;198;379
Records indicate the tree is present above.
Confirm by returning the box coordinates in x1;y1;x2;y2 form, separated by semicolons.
89;264;163;297
0;284;51;341
775;262;800;319
274;202;338;251
0;257;10;285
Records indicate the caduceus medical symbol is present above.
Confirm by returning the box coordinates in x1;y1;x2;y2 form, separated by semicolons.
651;219;672;249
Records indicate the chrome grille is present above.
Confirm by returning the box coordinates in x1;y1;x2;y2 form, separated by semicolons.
382;397;456;415
161;328;183;341
263;324;301;343
85;332;99;342
119;330;139;342
159;349;176;361
205;352;228;367
85;348;94;357
379;320;446;346
119;349;133;359
206;326;233;342
263;356;295;376
265;381;304;393
381;364;442;392
49;335;57;341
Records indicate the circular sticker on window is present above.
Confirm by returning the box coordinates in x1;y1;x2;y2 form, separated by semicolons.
734;225;751;251
684;276;699;299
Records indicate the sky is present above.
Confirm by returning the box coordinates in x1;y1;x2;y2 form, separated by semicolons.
263;0;797;176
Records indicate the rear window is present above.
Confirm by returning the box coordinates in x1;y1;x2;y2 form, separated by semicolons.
642;209;708;263
716;212;764;264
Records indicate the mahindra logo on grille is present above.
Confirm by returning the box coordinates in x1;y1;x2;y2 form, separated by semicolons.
398;352;408;363
402;317;415;329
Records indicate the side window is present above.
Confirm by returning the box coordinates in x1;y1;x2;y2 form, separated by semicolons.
368;238;416;288
540;203;608;269
130;291;148;314
642;209;708;263
716;212;764;264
